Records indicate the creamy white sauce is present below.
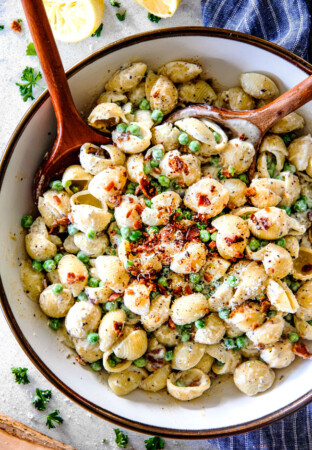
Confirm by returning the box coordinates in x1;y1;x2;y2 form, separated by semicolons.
226;119;261;146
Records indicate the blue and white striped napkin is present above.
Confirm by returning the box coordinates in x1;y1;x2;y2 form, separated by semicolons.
201;0;312;448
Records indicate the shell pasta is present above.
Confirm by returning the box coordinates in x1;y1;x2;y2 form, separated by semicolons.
21;59;312;402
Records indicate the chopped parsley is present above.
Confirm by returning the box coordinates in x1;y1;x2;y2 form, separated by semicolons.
145;436;165;450
45;410;63;429
17;19;22;23
110;0;121;6
148;13;162;23
114;428;128;448
0;25;4;30
11;367;30;385
91;23;103;37
32;388;52;411
16;66;43;101
26;42;37;56
116;10;126;21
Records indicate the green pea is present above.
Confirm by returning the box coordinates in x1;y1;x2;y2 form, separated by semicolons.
158;175;170;187
88;277;99;288
235;336;249;349
116;123;127;132
291;281;300;293
90;360;103;372
227;275;239;288
150;159;160;168
52;284;63;295
133;357;146;367
276;238;286;248
211;232;218;241
50;180;63;191
249;238;260;252
188;140;200;153
145;198;152;207
49;318;62;331
150;291;159;300
87;332;99;344
275;175;284;181
281;205;292;216
210;156;220;167
238;174;249;184
284;313;293;323
77;251;90;264
139;98;150;110
194;283;204;292
152;147;164;160
228;166;235;177
283;162;296;173
282;134;295;146
105;300;119;311
180;330;191;342
151;109;163;123
213;131;221;143
43;259;56;272
260;240;269;248
77;292;88;301
165;350;173;362
199;229;211;243
216;361;225;367
218;308;230;320
293;198;307;213
86;228;96;239
125;189;135;195
121;227;131;239
175;208;183;221
178;132;189;145
288;332;299;343
307;320;312;326
68;224;79;235
183;210;193;220
143;162;151;175
54;253;63;265
126;124;140;136
267;310;277;318
126;260;134;268
105;247;117;256
190;273;200;284
63;180;72;188
158;276;168;288
147;226;159;234
71;185;79;194
129;230;142;241
108;354;122;367
21;214;34;228
195;319;206;329
223;338;237;350
32;260;42;273
176;380;186;387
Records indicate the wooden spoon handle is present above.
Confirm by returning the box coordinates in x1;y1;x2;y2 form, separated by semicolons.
21;0;82;130
250;74;312;132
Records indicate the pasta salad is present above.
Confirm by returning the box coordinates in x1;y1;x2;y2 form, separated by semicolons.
21;60;312;401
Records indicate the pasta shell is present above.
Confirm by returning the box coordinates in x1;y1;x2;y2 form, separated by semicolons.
80;144;126;175
149;75;178;115
178;80;217;104
20;260;45;303
167;369;210;401
184;177;229;217
194;313;226;344
113;327;148;361
292;247;312;280
220;139;255;175
270;112;304;134
112;122;152;154
98;309;126;352
240;72;279;99
58;255;88;296
172;342;206;371
206;343;242;374
141;295;171;332
61;165;93;195
105;62;147;92
260;339;295;368
158;61;202;83
124;281;151;316
95;255;130;293
88;166;127;207
65;301;101;339
234;360;275;396
38;190;71;228
96;90;127;104
247;313;285;345
140;364;172;392
170;293;208;326
70;190;112;233
88;103;127;133
39;284;74;318
103;351;132;373
73;338;103;363
108;366;148;396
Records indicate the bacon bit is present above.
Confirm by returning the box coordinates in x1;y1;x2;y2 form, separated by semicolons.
126;289;135;296
292;341;312;359
239;134;247;141
134;204;143;214
205;308;210;314
75;355;86;366
220;169;232;178
185;285;193;295
152;90;160;98
260;299;271;314
139;177;157;199
157;283;167;294
146;347;166;370
48;224;59;235
108;293;122;302
105;181;115;191
168;318;176;329
11;20;21;33
198;194;211;207
250;214;270;230
126;209;133;219
66;272;86;284
251;322;259;331
172;286;183;297
133;220;142;230
210;185;216;193
204;273;212;282
56;216;71;226
302;264;312;274
245;187;257;198
113;321;124;337
185;226;200;242
224;235;244;246
208;241;217;249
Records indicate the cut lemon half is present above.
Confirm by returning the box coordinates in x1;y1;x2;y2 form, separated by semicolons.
134;0;182;18
43;0;104;42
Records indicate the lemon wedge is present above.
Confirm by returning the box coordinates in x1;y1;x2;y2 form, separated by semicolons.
134;0;181;18
43;0;104;42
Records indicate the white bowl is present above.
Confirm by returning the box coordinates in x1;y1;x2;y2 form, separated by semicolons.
1;27;312;438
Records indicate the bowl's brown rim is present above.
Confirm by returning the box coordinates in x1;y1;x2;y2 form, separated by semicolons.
1;27;312;440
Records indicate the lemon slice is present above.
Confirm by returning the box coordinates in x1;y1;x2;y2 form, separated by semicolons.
134;0;181;18
43;0;104;42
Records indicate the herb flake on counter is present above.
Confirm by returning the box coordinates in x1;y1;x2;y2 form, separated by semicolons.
148;13;161;23
110;0;121;6
26;42;37;56
16;66;43;101
114;428;128;448
32;388;52;411
145;436;165;450
116;10;126;21
11;367;30;385
91;23;103;37
0;25;4;30
45;410;63;429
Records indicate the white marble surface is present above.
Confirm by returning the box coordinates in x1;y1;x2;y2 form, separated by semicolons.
0;0;219;448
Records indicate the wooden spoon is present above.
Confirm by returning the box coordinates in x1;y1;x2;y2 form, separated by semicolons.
168;75;312;176
21;0;111;203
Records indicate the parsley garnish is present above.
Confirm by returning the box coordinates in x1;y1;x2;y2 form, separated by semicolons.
148;13;161;23
102;439;107;443
45;410;63;429
0;25;4;30
114;428;128;448
110;0;121;6
17;19;22;23
116;10;126;21
26;42;37;56
145;436;165;450
16;66;43;101
32;388;52;411
91;23;103;37
11;367;29;384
